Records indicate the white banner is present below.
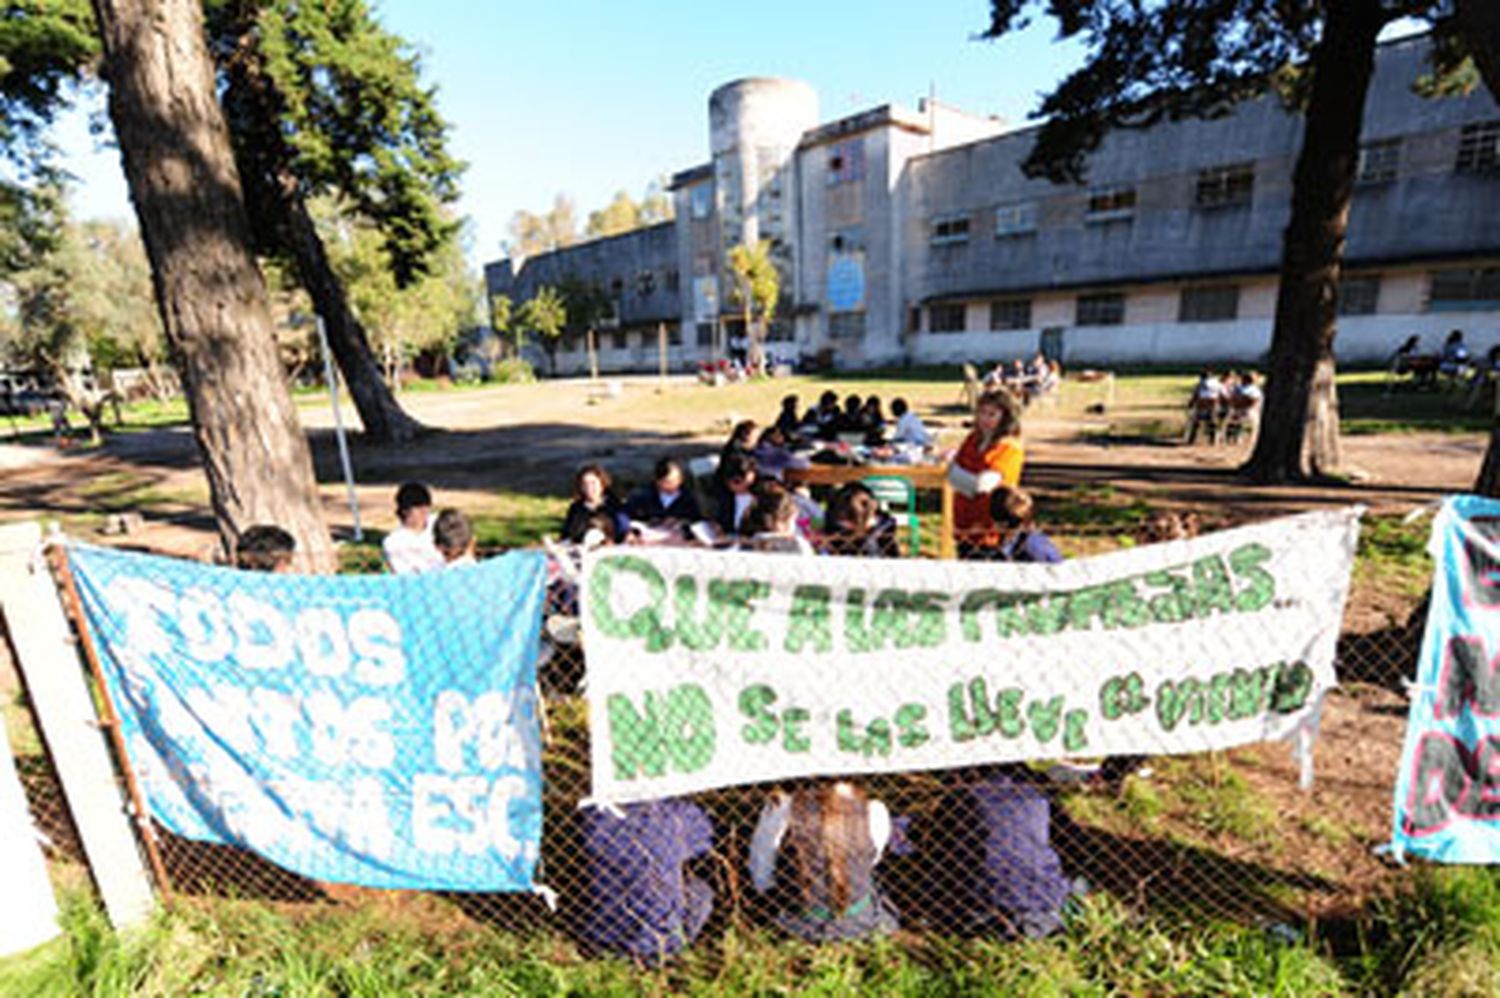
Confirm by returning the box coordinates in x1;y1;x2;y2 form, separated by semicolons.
582;509;1362;804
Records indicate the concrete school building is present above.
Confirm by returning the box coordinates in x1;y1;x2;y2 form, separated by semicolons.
484;35;1500;376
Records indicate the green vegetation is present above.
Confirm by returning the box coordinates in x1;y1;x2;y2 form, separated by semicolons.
1355;513;1433;599
0;886;1368;996
13;873;1498;995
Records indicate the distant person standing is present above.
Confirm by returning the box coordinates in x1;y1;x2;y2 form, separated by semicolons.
383;482;444;574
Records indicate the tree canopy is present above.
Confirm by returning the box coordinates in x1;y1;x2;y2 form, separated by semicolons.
983;2;1488;184
0;0;96;276
207;0;463;287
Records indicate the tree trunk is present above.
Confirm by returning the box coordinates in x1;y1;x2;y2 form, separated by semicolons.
1476;419;1500;496
279;184;425;442
91;0;335;572
219;26;424;445
1243;1;1385;483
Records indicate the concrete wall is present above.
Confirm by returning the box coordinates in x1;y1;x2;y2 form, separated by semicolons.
488;36;1500;375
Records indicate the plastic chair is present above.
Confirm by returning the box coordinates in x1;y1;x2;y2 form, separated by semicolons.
862;475;921;556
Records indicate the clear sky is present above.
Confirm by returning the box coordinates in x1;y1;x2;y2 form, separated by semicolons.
58;1;1087;267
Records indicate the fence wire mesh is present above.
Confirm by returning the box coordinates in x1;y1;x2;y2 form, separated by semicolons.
0;514;1429;961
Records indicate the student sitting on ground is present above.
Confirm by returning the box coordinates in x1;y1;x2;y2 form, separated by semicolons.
625;458;702;529
236;525;296;573
822;482;900;559
561;464;629;545
985;485;1062;564
383;481;444;574
742;487;815;555
433;508;476;566
773;393;802;442
750;781;900;942
806;390;842;441
720;419;758;467
860;396;886;443
922;767;1076;939
576;797;715;963
750;425;808;481
710;452;758;537
889;397;933;449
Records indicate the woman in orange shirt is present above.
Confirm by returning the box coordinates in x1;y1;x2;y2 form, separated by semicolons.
949;389;1025;559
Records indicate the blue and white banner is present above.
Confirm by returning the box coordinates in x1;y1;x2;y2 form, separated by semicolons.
68;544;547;891
1390;495;1500;863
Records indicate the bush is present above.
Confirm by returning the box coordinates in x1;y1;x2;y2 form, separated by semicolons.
490;359;536;384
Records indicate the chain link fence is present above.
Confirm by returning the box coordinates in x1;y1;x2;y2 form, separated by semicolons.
0;511;1429;960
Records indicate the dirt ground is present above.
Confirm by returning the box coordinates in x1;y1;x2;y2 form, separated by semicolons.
0;374;1482;557
0;375;1453;918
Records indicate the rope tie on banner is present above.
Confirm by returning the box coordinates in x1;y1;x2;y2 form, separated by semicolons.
577;798;626;820
533;882;559;913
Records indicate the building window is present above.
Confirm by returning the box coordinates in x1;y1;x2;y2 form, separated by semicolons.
1086;185;1136;222
610;328;629;350
827;138;866;185
695;322;714;347
828;312;866;340
1430;267;1500;311
908;307;922;332
994;201;1038;237
609;276;624;296
1178;284;1240;323
666;323;682;346
1357;138;1400;184
1076;292;1126;327
1338;275;1381;316
930;214;971;246
989;298;1032;331
636;270;656;297
829;226;865;252
766;319;794;343
690;184;713;219
664;269;680;294
1195;163;1255;208
1456;121;1500;175
929;304;967;333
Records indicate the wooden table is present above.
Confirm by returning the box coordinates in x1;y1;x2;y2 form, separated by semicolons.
784;462;956;559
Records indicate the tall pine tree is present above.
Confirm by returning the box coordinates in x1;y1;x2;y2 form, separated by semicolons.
206;0;464;443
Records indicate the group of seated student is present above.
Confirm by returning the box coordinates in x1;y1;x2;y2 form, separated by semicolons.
553;451;918;560
576;769;1078;960
1186;368;1263;444
985;353;1060;403
794;390;889;445
367;481;482;571
770;391;932;452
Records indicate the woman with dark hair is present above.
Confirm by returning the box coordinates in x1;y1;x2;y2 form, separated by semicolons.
561;464;629;543
720;419;758;467
949;389;1026;559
